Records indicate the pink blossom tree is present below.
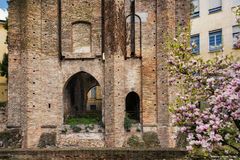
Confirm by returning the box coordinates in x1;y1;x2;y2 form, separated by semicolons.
167;30;240;156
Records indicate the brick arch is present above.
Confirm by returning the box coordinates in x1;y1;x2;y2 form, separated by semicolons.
62;64;104;90
63;71;100;91
63;67;104;89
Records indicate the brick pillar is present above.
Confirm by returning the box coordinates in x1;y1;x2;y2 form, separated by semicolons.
7;0;27;128
23;0;61;148
156;0;176;148
104;0;126;147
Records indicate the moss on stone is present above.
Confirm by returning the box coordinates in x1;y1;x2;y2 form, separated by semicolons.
176;132;187;149
142;132;161;148
127;135;144;148
38;132;56;148
0;129;22;148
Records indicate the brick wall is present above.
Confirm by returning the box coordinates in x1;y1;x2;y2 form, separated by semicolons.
7;0;190;148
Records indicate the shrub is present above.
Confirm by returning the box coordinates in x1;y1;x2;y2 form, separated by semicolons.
124;115;132;131
0;129;22;148
66;114;100;125
127;135;144;148
38;132;56;148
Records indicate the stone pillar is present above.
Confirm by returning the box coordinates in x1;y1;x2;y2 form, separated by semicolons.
104;0;126;147
156;0;176;148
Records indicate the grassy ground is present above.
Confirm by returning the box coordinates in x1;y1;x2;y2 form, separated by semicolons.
66;114;101;125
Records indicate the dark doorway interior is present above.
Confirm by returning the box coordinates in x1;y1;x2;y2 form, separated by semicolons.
125;92;140;122
63;71;102;124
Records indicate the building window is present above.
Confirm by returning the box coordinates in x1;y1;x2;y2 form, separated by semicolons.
191;34;200;54
90;105;97;111
191;0;200;18
233;25;240;49
233;0;240;6
209;0;222;14
209;29;222;52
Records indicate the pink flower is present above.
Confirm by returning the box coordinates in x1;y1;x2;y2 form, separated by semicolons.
186;146;193;151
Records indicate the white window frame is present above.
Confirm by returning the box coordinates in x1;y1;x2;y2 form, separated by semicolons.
209;29;223;52
209;0;222;14
191;0;200;18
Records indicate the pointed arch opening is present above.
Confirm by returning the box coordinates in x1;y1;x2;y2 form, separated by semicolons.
63;71;102;126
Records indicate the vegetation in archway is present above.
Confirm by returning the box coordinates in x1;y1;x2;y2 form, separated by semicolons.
64;72;103;127
66;113;101;125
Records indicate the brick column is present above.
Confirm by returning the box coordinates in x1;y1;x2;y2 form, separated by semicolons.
104;0;126;147
156;0;176;148
7;0;27;128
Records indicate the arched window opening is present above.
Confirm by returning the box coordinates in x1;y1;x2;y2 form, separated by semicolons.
125;92;140;123
125;0;142;59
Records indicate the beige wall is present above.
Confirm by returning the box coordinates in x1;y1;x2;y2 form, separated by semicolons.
191;0;240;60
0;22;7;102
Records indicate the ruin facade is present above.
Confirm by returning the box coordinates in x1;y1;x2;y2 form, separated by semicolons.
7;0;190;148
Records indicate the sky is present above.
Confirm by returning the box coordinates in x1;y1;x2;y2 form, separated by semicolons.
0;0;8;21
0;0;8;9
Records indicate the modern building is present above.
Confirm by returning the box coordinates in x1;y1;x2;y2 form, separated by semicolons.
0;10;7;102
191;0;240;60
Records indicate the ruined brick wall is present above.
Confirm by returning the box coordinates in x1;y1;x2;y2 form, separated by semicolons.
7;0;190;148
7;0;104;148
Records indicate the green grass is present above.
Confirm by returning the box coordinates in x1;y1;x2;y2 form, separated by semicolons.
66;114;101;125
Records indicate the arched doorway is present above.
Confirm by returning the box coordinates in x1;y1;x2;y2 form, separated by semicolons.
125;92;140;123
63;72;102;125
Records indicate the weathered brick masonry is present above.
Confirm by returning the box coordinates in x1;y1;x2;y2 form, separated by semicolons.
7;0;190;148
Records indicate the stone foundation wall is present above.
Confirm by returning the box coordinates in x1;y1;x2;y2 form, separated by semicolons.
57;133;105;148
